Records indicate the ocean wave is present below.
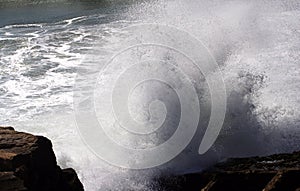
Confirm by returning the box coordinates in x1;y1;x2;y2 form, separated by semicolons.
1;0;300;190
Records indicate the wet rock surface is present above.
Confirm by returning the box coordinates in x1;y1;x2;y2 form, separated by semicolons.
0;126;84;191
159;151;300;191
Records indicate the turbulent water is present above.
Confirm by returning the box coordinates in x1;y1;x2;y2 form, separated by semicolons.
1;0;300;190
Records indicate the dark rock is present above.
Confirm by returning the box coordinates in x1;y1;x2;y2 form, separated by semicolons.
0;171;26;191
61;168;85;191
159;152;300;191
0;126;84;191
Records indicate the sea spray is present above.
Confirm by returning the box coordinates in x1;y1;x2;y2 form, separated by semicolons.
0;0;300;190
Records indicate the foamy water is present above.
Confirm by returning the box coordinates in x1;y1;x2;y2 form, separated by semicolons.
1;0;300;190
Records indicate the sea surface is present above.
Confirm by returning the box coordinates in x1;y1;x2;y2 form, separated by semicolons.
1;0;300;190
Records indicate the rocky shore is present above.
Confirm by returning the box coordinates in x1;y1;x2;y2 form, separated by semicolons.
159;151;300;191
0;126;84;191
1;126;300;191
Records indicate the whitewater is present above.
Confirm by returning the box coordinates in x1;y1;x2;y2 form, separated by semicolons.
0;0;300;190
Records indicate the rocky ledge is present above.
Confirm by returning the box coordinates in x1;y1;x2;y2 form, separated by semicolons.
159;151;300;191
0;126;84;191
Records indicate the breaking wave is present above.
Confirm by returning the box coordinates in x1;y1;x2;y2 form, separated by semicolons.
0;0;300;190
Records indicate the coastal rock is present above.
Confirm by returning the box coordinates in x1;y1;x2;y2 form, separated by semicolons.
0;126;84;191
159;152;300;191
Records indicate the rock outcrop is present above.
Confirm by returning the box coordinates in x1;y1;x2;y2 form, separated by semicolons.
159;151;300;191
0;126;84;191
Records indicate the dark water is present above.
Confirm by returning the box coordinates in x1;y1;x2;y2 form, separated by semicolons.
0;0;133;27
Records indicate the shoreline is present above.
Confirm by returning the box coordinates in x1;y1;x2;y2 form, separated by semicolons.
0;126;84;191
1;126;300;190
158;151;300;190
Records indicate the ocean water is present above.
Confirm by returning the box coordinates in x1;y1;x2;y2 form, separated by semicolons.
1;0;300;190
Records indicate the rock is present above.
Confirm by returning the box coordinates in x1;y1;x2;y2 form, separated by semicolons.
0;126;84;191
0;171;26;191
158;152;300;191
61;169;84;191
